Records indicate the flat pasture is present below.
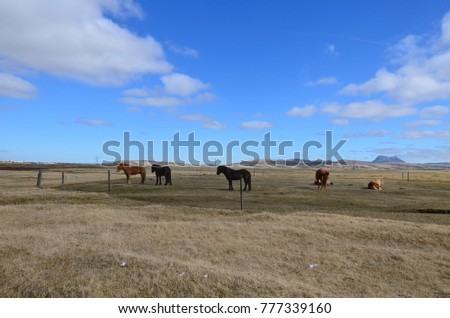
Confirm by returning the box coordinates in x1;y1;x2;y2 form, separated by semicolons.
1;164;449;297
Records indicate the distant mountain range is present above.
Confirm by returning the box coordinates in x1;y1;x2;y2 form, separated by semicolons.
372;155;405;163
238;157;450;170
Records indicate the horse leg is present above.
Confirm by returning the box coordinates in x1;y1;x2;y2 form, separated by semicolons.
228;179;233;190
165;175;172;186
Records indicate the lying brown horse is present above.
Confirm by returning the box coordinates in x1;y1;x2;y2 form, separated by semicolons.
315;168;330;190
368;179;383;190
216;165;251;191
116;163;146;184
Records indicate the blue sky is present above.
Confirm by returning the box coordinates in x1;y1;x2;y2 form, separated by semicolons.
1;0;450;164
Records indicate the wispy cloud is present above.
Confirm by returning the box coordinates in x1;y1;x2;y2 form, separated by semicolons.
399;130;450;141
181;114;226;129
76;118;112;127
331;118;349;126
340;12;450;104
344;129;391;138
286;105;316;117
0;73;36;99
322;100;416;120
126;107;142;113
167;42;198;58
325;44;338;56
0;106;19;112
239;121;275;130
306;76;339;87
419;105;450;118
403;120;441;129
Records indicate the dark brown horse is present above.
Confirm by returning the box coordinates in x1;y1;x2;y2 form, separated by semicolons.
151;164;172;186
216;165;251;191
116;163;146;184
315;168;330;190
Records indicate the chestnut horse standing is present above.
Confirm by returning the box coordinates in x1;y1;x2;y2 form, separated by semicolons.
116;163;146;184
315;168;330;190
216;165;251;191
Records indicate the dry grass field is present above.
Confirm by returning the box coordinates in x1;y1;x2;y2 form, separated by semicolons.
1;164;449;297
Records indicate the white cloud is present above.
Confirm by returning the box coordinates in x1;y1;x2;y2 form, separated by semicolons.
419;105;450;118
122;88;152;97
161;73;209;96
286;105;316;117
167;42;198;58
0;106;19;112
181;114;226;129
239;121;275;130
340;68;398;96
326;44;338;56
344;129;391;138
399;130;450;141
403;119;441;129
321;100;416;120
398;130;450;141
340;11;450;104
126;107;142;112
0;73;36;99
0;0;172;86
331;118;349;126
306;76;339;87
76;118;112;126
121;95;184;108
122;73;215;107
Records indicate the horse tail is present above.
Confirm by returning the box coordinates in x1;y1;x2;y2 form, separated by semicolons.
166;168;172;185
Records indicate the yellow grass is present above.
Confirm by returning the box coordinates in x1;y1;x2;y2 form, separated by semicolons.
0;165;449;297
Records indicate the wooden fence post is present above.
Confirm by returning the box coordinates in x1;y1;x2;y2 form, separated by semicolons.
36;169;42;188
240;177;243;210
407;171;410;181
108;170;111;193
61;171;65;185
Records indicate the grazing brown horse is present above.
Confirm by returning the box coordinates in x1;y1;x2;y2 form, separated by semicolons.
116;163;146;184
315;168;330;190
151;164;172;186
314;179;333;186
216;165;251;191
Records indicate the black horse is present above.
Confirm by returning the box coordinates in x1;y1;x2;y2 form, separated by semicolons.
216;165;251;191
151;164;172;186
